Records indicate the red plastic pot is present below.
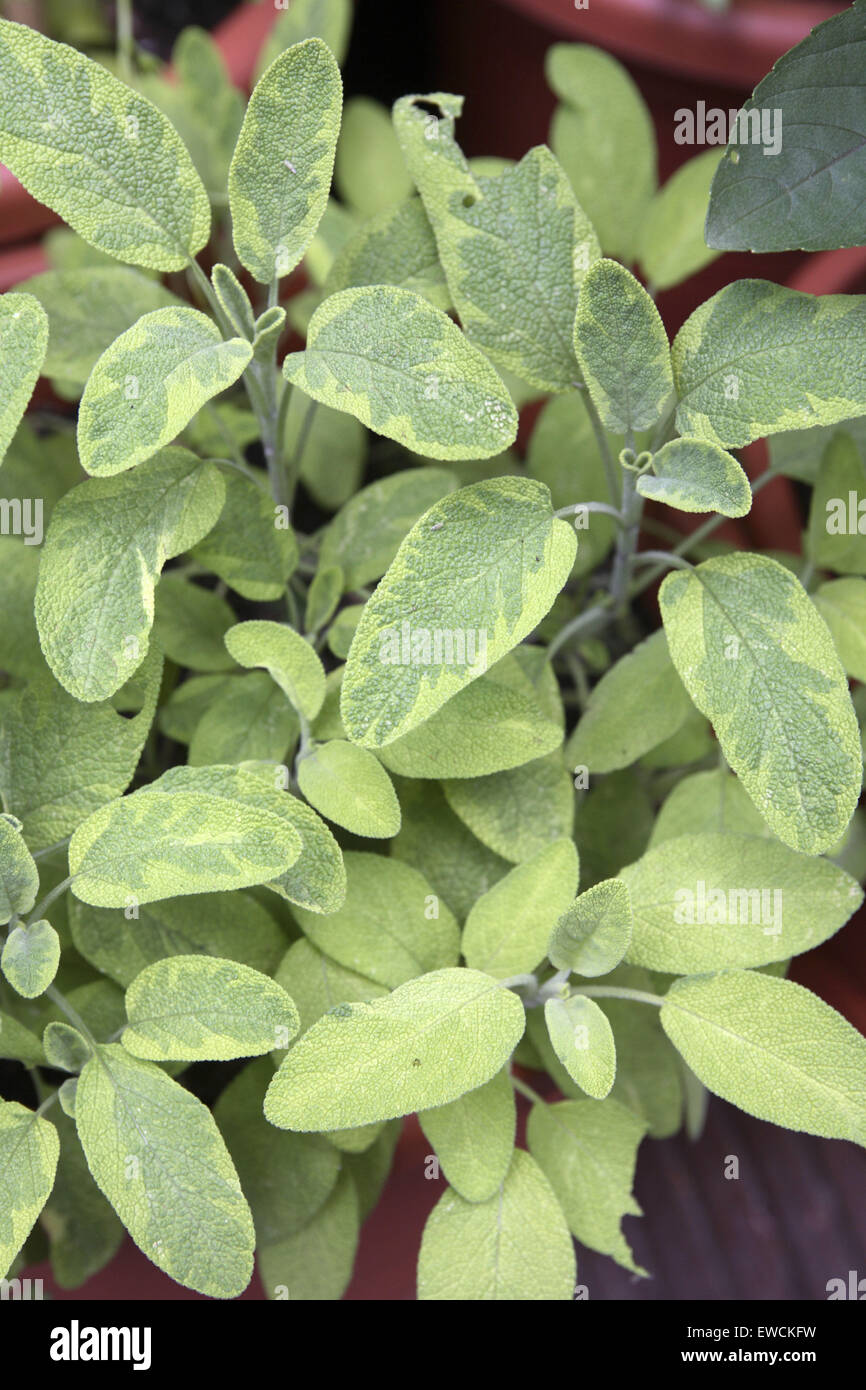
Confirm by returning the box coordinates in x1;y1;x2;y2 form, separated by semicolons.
494;0;847;87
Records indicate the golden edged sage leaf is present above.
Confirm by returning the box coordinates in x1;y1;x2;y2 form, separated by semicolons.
1;920;60;999
0;18;210;271
156;763;346;916
19;268;180;390
75;1046;255;1297
283;285;518;459
417;1149;575;1301
637;437;752;517
544;994;616;1100
394;94;598;392
229;38;342;283
325;196;450;310
638;150;722;291
264;967;525;1130
192;469;298;601
77;307;252;477
573;258;674;434
549;878;633;978
292;850;459;988
527;1096;646;1274
565;629;692;774
69;889;286;988
0;1100;60;1278
672;282;866;450
297;740;401;839
621;831;862;973
462;839;579;979
122;955;299;1062
659;553;862;854
0;813;39;924
0;292;48;464
546;43;656;263
341;478;576;747
813;578;866;682
0;652;163;852
35;449;224;702
225;619;326;721
419;1068;515;1203
68;768;303;908
660;970;866;1146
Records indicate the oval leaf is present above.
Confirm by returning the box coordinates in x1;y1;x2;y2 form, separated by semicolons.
0;18;210;270
417;1149;575;1301
75;1045;255;1297
35;450;225;701
229;38;342;283
224;619;326;721
0;1100;59;1277
549;878;633;978
637;437;752;517
78;307;252;477
341;478;576;746
297;740;400;838
264;967;526;1130
68;773;302;908
419;1068;515;1204
660;970;866;1146
573;258;673;434
282;286;518;460
1;920;60;999
660;553;862;853
545;994;616;1100
122;956;300;1062
0;814;39;925
462;839;579;979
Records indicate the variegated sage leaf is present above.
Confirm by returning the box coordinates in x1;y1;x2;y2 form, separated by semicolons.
0;293;48;464
660;553;862;854
637;438;752;517
35;450;224;702
573;259;673;433
229;38;342;283
77;307;252;477
283;285;518;459
0;1100;59;1277
673;282;866;450
394;93;599;391
341;478;576;747
0;18;210;271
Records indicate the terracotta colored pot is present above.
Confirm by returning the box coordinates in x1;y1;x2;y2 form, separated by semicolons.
496;0;846;86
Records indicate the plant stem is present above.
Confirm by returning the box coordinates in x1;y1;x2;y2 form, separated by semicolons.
630;549;695;574
45;983;100;1050
575;383;619;503
555;501;625;525
573;984;664;1008
26;876;73;926
546;599;613;663
116;0;134;83
510;1075;548;1107
608;465;643;613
